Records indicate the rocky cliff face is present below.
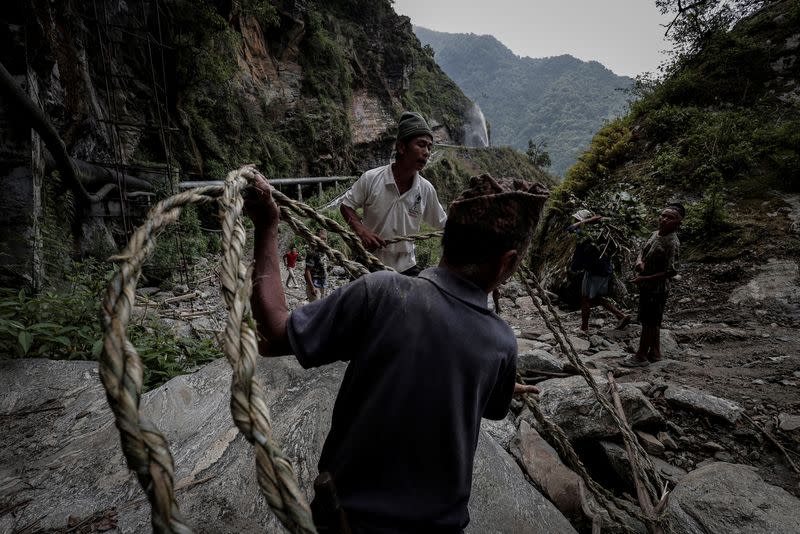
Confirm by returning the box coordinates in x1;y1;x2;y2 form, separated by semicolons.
8;0;471;181
0;0;474;287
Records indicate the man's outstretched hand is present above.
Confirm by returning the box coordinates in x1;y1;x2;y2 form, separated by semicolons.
244;170;280;229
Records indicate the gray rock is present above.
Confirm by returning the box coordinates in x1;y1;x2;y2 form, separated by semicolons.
713;451;734;462
468;430;577;534
537;374;662;440
778;413;800;433
587;349;626;360
190;316;223;339
515;295;535;308
510;421;591;525
519;328;549;340
0;358;574;534
481;416;517;449
657;431;678;451
660;329;679;357
600;441;687;487
729;259;800;307
636;431;665;456
664;386;744;424
625;381;653;394
329;265;348;278
518;349;567;374
566;335;591;352
517;338;552;353
665;462;800;534
159;317;193;338
588;334;605;347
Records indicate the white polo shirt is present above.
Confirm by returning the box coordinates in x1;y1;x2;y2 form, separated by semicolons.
342;164;447;272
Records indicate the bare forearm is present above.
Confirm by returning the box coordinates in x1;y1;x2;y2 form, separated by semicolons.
252;226;292;356
341;204;366;233
340;204;386;249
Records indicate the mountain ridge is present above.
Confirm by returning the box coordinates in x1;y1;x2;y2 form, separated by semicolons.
414;25;633;176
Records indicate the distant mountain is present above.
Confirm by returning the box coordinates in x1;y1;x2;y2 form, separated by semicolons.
415;26;634;176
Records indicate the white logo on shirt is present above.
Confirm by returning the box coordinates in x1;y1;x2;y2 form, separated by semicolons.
408;194;422;218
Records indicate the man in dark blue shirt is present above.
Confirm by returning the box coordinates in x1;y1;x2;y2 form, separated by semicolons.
248;172;548;533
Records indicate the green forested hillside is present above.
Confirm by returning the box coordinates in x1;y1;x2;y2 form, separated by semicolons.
535;0;800;294
414;26;633;177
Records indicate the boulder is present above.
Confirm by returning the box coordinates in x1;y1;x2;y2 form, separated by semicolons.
468;430;577;534
664;385;744;424
585;349;627;361
778;413;800;434
565;336;591;353
517;337;552;353
481;416;517;449
600;441;687;487
0;358;574;534
635;431;665;456
729;259;800;308
518;349;567;374
510;420;593;525
519;328;549;341
536;375;662;440
665;462;800;534
515;295;535;308
660;329;680;357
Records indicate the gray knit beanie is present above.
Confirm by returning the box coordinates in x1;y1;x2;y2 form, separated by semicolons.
397;111;433;142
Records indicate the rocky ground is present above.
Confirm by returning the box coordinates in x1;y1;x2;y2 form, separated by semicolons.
5;194;797;533
116;231;800;532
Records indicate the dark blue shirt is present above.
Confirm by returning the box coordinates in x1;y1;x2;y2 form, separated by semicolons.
287;267;517;530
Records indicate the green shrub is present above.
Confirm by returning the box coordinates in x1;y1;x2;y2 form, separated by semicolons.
0;257;222;391
0;259;109;360
649;108;758;188
143;205;211;286
557;119;632;203
682;180;729;237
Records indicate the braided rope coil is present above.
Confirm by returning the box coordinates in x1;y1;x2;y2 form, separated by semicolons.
100;169;315;533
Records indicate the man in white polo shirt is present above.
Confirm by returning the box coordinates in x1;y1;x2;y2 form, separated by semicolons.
341;111;447;276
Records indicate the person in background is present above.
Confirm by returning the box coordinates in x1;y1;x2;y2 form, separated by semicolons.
341;111;447;276
304;229;328;302
622;203;684;367
568;209;630;332
248;172;547;533
283;244;300;288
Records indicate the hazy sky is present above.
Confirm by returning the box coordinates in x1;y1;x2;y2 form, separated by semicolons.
392;0;673;77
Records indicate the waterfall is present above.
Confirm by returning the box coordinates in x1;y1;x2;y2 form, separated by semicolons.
463;102;489;147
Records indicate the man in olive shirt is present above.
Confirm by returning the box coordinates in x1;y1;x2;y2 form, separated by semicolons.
623;203;684;367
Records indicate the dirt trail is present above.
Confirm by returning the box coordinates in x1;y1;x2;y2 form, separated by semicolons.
500;191;800;495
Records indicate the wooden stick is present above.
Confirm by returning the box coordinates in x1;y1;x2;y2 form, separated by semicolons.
743;412;800;474
520;369;573;378
163;291;200;304
607;372;664;534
